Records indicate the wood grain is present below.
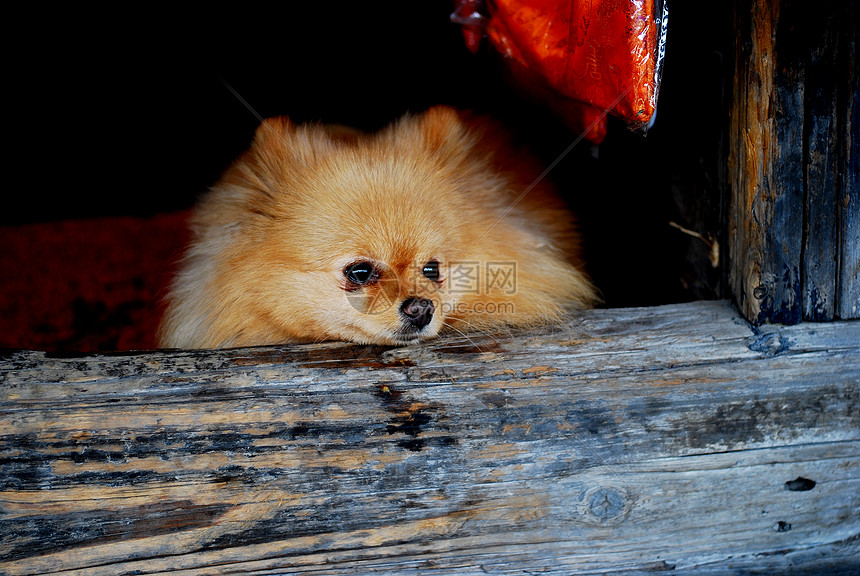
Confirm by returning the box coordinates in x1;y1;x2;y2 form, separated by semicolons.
1;300;858;575
729;0;802;325
837;11;860;320
729;0;859;324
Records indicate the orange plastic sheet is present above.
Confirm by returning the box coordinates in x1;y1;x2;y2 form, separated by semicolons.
452;0;668;144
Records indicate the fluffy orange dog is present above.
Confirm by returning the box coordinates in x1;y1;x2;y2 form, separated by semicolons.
158;107;596;348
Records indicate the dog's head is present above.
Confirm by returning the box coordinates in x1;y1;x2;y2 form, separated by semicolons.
201;108;488;345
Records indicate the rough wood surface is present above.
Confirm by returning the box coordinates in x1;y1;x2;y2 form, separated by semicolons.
838;11;860;320
729;0;859;324
1;300;858;575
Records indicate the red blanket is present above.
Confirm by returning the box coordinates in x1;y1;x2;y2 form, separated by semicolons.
0;212;190;352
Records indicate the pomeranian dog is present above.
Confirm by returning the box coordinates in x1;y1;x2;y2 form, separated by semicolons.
158;106;597;348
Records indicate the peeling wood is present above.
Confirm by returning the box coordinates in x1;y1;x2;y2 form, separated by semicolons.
1;301;858;575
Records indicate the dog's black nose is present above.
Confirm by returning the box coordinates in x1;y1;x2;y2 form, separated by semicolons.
400;297;434;329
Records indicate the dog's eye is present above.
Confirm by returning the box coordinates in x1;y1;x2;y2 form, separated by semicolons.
344;261;379;286
422;260;440;282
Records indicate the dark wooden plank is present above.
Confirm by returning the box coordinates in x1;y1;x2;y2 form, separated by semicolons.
729;0;859;324
838;12;860;320
1;301;858;575
730;0;804;325
803;1;842;321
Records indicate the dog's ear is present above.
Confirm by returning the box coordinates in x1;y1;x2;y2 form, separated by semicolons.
419;107;469;150
240;117;338;187
213;117;314;208
250;116;307;163
408;106;489;168
253;116;296;140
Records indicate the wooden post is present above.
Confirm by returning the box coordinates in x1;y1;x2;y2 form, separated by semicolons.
838;9;860;319
729;0;859;324
1;301;858;574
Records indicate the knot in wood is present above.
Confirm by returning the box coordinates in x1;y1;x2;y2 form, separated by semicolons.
747;329;790;356
588;487;625;521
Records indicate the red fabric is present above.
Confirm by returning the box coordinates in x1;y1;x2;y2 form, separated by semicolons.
0;211;190;352
455;0;663;143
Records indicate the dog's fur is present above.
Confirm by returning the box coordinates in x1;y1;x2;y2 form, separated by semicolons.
158;107;597;348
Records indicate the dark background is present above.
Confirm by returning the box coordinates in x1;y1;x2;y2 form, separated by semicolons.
5;2;730;308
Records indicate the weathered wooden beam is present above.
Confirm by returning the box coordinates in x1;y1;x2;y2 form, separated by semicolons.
729;0;802;325
729;0;859;324
838;12;860;320
1;301;858;574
